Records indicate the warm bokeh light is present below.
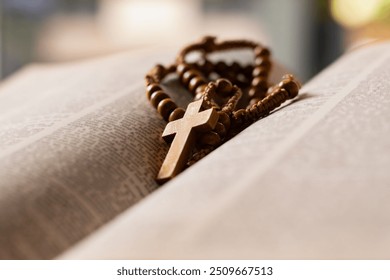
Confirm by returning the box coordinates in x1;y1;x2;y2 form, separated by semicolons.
331;0;386;28
98;0;200;45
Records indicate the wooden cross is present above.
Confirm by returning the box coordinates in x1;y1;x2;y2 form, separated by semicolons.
157;99;219;184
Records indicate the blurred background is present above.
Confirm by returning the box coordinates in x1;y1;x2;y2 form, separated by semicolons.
0;0;389;82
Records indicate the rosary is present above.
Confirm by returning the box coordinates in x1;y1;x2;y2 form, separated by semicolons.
145;36;301;184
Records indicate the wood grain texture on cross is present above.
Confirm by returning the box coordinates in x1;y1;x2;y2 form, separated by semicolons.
157;99;219;184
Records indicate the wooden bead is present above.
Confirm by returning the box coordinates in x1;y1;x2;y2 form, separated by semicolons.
282;74;294;80
157;98;177;121
252;66;268;78
152;64;165;76
223;103;234;113
230;62;241;73
168;108;185;122
249;97;261;107
194;92;204;100
214;122;226;138
216;61;228;72
255;101;266;114
252;77;261;87
232;109;247;127
201;35;217;51
195;84;207;96
249;105;259;117
189;76;205;93
182;70;199;86
200;131;221;146
253;88;291;119
150;90;169;108
177;63;190;76
255;57;271;70
252;77;267;89
254;46;270;57
243;65;253;77
146;84;162;99
218;111;231;130
248;88;257;98
201;60;214;74
267;84;278;95
283;81;299;98
216;78;233;97
279;76;300;98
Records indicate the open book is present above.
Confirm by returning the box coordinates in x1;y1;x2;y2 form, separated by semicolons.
0;42;389;260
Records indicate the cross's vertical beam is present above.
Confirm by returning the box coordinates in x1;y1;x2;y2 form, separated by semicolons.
157;99;219;184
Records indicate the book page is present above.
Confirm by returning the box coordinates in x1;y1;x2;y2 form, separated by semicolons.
61;42;390;259
0;49;178;259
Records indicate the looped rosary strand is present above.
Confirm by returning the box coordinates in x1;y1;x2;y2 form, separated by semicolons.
176;36;272;102
145;36;301;183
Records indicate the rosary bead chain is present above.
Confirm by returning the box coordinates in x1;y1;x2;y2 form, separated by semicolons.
146;64;187;122
146;57;298;136
176;36;273;106
181;60;254;89
156;37;296;155
249;46;272;100
146;37;301;182
177;61;254;102
232;74;301;128
214;62;254;87
157;98;178;121
176;64;208;96
177;36;259;64
176;37;271;80
202;79;242;115
145;62;241;161
196;79;242;147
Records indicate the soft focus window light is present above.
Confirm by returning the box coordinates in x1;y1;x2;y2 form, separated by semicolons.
98;0;201;45
331;0;383;27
